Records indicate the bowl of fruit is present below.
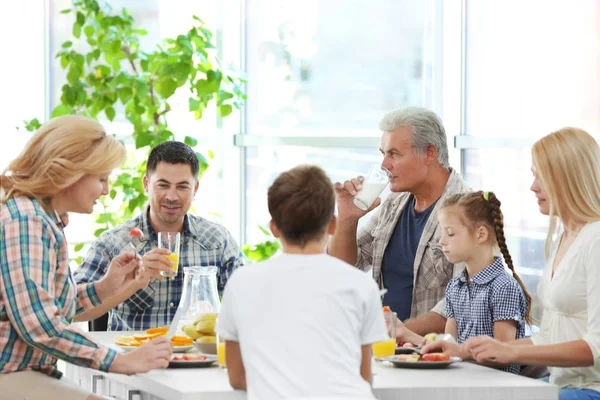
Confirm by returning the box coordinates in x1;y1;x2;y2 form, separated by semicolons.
181;313;219;354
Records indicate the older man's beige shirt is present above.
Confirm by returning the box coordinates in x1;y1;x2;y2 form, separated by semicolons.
355;168;469;318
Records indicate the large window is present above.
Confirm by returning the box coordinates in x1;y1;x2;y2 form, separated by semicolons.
243;0;440;243
47;0;236;249
462;0;600;321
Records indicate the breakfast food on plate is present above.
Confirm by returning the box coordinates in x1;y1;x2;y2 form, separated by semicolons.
114;326;193;347
172;354;209;361
181;313;218;341
395;352;451;362
397;354;421;362
423;333;437;343
420;353;450;362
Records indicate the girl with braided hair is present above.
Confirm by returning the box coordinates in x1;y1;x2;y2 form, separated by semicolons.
397;190;531;374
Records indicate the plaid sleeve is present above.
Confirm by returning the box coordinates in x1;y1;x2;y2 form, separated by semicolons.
491;280;526;326
218;229;244;293
0;217;117;371
355;208;382;271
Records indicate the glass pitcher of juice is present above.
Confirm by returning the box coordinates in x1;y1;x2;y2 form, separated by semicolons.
372;307;397;358
177;266;221;331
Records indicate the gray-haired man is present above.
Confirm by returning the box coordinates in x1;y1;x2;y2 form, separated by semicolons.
329;106;468;336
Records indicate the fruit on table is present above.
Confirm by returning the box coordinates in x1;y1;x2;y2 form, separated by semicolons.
182;324;203;340
172;354;208;361
397;354;420;362
195;320;216;334
420;353;450;362
114;326;193;347
423;333;437;343
181;313;219;342
196;335;217;344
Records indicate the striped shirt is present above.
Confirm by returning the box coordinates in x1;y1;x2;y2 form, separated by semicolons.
445;257;528;374
0;196;117;379
74;207;243;330
355;168;469;318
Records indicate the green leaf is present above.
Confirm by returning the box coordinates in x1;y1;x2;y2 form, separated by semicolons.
207;149;214;159
135;133;153;149
110;189;117;200
60;8;71;14
84;25;95;38
184;136;198;147
67;65;83;85
74;243;85;252
196;152;209;176
61;41;73;49
258;225;271;236
73;22;82;38
23;118;42;132
76;11;86;26
219;104;233;117
105;106;116;121
188;97;200;112
51;104;72;117
155;77;177;98
118;87;133;104
94;228;107;237
60;55;70;69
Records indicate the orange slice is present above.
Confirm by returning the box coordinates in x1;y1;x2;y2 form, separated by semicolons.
134;332;162;341
145;327;168;335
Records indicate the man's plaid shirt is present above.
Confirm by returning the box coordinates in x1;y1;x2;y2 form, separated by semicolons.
355;169;469;318
74;208;243;330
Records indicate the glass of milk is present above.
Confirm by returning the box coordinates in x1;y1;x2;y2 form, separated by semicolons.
352;165;390;211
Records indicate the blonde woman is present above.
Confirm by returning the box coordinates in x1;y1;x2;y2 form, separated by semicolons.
0;116;173;400
463;128;600;400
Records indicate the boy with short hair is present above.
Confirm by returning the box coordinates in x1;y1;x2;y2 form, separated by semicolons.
217;165;388;400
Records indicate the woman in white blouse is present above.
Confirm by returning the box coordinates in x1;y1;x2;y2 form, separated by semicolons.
463;127;600;400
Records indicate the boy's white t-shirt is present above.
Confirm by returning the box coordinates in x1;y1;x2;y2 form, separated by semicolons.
217;253;389;400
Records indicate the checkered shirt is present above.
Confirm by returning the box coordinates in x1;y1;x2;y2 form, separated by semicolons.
445;257;529;374
0;196;117;379
74;207;243;331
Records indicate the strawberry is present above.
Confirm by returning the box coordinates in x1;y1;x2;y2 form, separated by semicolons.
130;228;143;237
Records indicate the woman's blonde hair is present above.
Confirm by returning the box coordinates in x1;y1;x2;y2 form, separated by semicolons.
532;127;600;257
1;115;126;205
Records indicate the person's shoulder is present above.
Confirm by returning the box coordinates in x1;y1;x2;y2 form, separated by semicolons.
186;214;237;249
323;255;379;288
444;168;470;195
490;269;524;297
582;221;600;237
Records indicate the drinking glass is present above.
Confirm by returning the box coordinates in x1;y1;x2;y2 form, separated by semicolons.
158;232;180;278
353;165;391;211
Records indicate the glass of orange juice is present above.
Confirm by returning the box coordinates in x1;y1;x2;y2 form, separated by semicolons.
158;232;180;278
372;308;397;358
217;334;226;368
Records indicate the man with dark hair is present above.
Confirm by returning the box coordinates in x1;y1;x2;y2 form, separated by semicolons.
217;165;388;399
74;141;243;330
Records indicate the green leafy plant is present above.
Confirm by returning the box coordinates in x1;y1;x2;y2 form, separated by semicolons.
22;0;246;250
242;225;281;262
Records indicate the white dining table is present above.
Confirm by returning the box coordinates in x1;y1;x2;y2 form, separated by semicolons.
63;332;558;400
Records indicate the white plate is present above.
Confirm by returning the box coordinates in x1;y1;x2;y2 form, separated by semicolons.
117;345;194;353
381;355;462;369
168;354;217;369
